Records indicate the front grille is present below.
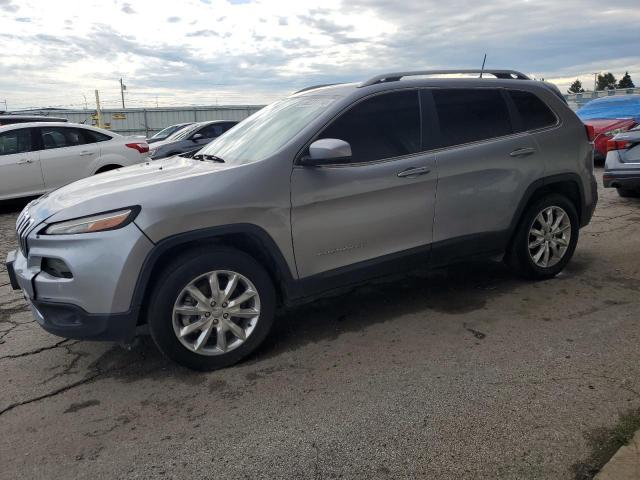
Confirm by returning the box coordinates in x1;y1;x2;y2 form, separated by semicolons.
16;209;35;256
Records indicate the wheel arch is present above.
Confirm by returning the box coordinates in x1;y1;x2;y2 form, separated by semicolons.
131;224;299;324
95;164;123;174
506;173;585;254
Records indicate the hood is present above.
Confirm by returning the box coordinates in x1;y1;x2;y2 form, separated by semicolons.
583;118;637;133
28;157;233;223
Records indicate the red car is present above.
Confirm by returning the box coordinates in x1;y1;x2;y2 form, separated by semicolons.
577;95;640;161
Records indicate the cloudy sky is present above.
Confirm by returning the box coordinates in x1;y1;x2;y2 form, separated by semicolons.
1;0;639;110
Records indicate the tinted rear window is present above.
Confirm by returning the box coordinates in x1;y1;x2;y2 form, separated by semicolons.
509;90;557;131
432;89;512;147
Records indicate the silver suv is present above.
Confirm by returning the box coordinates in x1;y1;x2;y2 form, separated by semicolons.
6;69;597;370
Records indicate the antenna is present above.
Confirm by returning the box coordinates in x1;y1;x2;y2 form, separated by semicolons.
479;54;487;78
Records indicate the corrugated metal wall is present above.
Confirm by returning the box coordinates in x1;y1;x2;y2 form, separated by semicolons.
17;105;264;137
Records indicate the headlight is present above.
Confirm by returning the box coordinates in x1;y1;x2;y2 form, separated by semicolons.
43;208;138;235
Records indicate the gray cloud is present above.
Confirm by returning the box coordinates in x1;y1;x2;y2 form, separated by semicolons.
167;16;181;23
15;16;30;22
121;3;135;14
0;0;19;13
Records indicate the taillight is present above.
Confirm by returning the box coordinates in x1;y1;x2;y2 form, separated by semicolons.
606;139;630;152
126;142;149;154
585;124;595;142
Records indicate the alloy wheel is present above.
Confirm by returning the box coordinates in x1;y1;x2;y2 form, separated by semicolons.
172;270;261;356
527;206;572;268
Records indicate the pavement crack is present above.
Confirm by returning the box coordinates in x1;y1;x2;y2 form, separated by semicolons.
0;339;76;361
0;372;102;416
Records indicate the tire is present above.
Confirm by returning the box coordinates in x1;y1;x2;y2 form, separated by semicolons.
507;193;579;280
617;187;640;198
95;165;121;174
147;247;276;371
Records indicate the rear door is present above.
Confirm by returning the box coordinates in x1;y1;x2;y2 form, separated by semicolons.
428;88;542;261
0;127;43;200
37;126;99;189
291;90;437;278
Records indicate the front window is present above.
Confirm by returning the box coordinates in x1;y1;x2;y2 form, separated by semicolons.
198;96;338;165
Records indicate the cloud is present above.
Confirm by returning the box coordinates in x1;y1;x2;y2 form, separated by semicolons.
0;0;639;109
121;3;136;14
0;0;18;13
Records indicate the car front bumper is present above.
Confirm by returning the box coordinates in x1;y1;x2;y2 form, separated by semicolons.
5;221;154;342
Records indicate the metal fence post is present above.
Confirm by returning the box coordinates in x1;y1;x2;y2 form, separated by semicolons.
143;109;149;137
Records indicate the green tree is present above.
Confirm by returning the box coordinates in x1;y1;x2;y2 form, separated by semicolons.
596;72;617;90
568;79;585;94
617;71;635;89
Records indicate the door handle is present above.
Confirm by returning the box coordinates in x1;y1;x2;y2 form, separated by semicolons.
397;166;431;178
509;147;536;157
17;159;34;164
79;151;94;156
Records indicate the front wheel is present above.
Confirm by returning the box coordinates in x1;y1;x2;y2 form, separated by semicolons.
508;194;579;280
147;247;276;371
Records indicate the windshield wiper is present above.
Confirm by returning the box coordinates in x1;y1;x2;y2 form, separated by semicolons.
192;153;225;162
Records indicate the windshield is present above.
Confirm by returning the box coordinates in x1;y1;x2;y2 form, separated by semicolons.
152;123;190;139
166;123;201;141
198;95;338;164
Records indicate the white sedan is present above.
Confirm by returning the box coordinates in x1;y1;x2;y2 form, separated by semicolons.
0;122;149;201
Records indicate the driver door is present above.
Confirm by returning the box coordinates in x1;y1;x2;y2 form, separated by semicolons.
290;90;437;278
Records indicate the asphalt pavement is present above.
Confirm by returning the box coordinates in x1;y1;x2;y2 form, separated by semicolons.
1;168;639;479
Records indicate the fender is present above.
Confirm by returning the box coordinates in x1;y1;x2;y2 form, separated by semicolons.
507;172;589;243
129;223;302;311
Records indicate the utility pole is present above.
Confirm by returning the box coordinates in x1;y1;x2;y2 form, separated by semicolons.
119;78;126;109
592;72;598;92
1;99;7;112
82;94;88;110
94;89;104;129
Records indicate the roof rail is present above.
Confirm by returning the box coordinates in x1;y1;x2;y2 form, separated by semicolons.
359;69;530;88
294;83;343;94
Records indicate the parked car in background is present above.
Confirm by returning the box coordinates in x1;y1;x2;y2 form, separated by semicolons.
0;114;68;126
0;122;148;200
577;95;640;162
603;124;640;197
147;122;193;144
6;69;597;371
148;120;237;159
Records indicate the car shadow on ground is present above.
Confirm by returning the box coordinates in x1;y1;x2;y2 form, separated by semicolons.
93;258;565;383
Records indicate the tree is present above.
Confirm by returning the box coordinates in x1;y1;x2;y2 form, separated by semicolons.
596;72;617;90
568;79;585;94
617;71;635;89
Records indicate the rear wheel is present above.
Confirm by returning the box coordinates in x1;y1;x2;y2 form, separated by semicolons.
508;194;579;279
147;247;276;371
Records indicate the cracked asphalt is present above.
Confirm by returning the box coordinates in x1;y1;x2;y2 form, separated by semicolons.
1;168;639;479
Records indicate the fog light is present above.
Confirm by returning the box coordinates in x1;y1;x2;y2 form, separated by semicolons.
42;258;73;279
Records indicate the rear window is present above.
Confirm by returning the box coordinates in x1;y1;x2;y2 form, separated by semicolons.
82;129;112;143
433;89;512;147
509;90;557;131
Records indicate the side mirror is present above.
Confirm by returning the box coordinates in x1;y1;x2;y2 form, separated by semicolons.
191;133;204;142
299;138;352;166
